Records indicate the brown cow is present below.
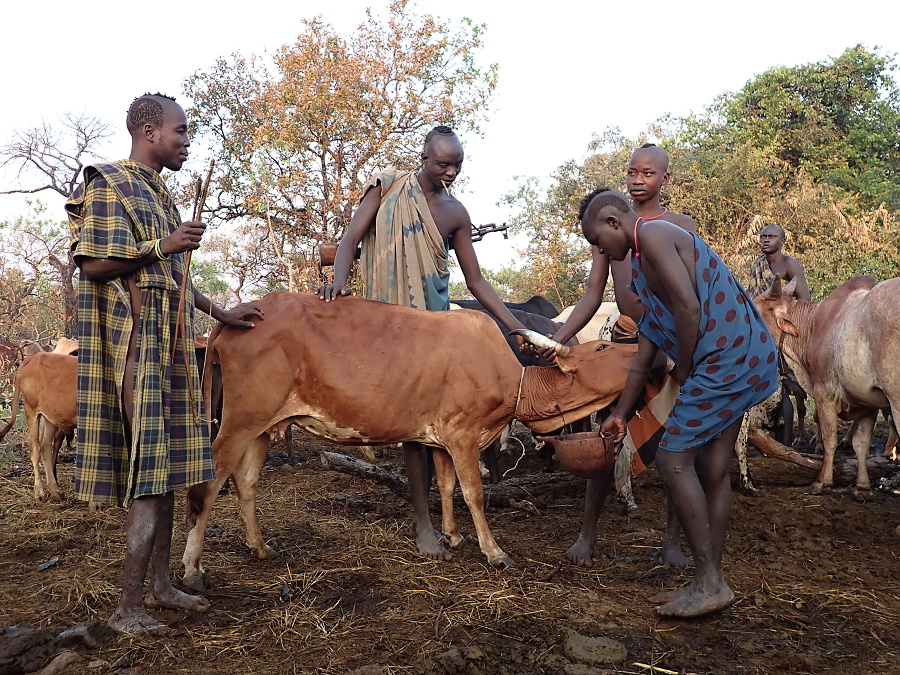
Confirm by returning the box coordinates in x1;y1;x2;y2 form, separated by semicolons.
0;352;77;501
51;337;79;355
753;276;900;493
181;292;637;590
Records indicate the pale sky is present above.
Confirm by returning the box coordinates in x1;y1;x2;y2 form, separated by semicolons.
2;0;898;274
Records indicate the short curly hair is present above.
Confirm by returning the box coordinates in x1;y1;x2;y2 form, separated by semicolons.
126;93;177;133
578;187;630;223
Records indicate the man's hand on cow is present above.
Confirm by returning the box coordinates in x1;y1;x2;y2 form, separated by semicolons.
316;284;352;302
161;221;206;255
600;414;627;443
515;334;557;364
219;304;264;329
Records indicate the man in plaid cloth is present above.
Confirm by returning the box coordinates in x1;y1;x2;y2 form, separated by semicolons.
66;93;261;634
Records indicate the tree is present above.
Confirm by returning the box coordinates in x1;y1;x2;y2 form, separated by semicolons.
507;46;900;304
0;113;113;336
0;203;72;338
184;0;498;295
714;45;900;211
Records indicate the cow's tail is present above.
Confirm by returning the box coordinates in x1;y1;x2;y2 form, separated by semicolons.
202;322;225;433
185;481;210;528
0;371;23;441
189;323;226;529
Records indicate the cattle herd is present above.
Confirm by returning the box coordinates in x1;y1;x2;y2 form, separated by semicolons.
1;278;899;594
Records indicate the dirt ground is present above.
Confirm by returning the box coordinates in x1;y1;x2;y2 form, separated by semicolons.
2;424;900;675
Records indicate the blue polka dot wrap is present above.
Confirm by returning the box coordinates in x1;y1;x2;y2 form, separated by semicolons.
632;235;779;452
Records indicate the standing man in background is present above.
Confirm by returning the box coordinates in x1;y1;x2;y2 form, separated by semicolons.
318;125;527;562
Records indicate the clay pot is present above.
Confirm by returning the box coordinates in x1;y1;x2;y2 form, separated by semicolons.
536;431;619;479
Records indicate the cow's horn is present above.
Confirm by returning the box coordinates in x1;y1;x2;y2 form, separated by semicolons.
783;277;798;297
509;329;571;357
766;278;783;299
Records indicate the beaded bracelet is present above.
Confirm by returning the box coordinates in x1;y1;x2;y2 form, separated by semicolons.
154;239;170;261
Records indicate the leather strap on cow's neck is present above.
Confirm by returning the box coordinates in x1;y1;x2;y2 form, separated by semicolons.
512;367;526;420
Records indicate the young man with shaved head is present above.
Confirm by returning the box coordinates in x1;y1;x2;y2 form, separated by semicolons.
747;223;811;445
318;125;527;562
553;144;698;569
747;223;810;301
67;93;260;634
580;187;778;618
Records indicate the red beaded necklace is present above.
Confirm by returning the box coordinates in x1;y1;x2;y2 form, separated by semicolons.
633;217;644;261
632;208;667;261
642;206;668;220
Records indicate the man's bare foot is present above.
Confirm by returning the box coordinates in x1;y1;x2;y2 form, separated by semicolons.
565;538;593;567
144;587;210;614
649;586;690;605
108;608;172;635
659;544;692;568
656;581;734;618
411;525;452;561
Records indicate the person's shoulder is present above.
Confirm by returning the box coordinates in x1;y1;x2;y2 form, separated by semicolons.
784;254;807;272
666;211;697;234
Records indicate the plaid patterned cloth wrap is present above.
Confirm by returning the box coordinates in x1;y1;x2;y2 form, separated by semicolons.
66;160;213;507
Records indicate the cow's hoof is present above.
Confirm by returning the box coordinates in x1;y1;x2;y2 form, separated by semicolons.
446;533;466;549
852;486;872;501
738;485;761;496
182;571;206;593
808;482;828;494
488;553;516;568
251;544;277;560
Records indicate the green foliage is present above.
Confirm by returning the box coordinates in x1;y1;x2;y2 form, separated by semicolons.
509;45;900;304
715;45;900;211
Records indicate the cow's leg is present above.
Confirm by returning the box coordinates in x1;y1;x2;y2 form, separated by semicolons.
38;417;61;501
182;430;263;591
812;406;840;492
232;435;276;559
432;448;464;549
28;413;46;502
403;441;450;560
449;445;512;567
481;442;500;483
793;394;808;447
849;413;876;494
566;468;613;566
778;387;795;447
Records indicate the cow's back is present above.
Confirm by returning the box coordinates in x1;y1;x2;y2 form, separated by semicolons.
213;293;522;445
18;352;77;426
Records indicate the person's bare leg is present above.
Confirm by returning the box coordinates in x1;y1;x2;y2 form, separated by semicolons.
144;491;209;613
566;468;613;566
108;495;171;633
652;421;741;618
659;489;691;567
403;441;449;560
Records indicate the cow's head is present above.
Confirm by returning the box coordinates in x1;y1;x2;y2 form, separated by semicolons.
509;329;639;432
753;277;801;338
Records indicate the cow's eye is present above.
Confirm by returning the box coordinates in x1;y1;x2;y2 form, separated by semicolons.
594;343;608;352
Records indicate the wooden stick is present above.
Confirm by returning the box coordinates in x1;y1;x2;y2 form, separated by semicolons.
441;180;451;196
172;160;214;423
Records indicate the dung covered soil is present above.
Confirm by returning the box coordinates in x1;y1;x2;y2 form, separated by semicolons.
2;424;900;675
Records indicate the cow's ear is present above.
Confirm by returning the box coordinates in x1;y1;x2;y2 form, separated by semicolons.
555;354;577;374
773;307;800;337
